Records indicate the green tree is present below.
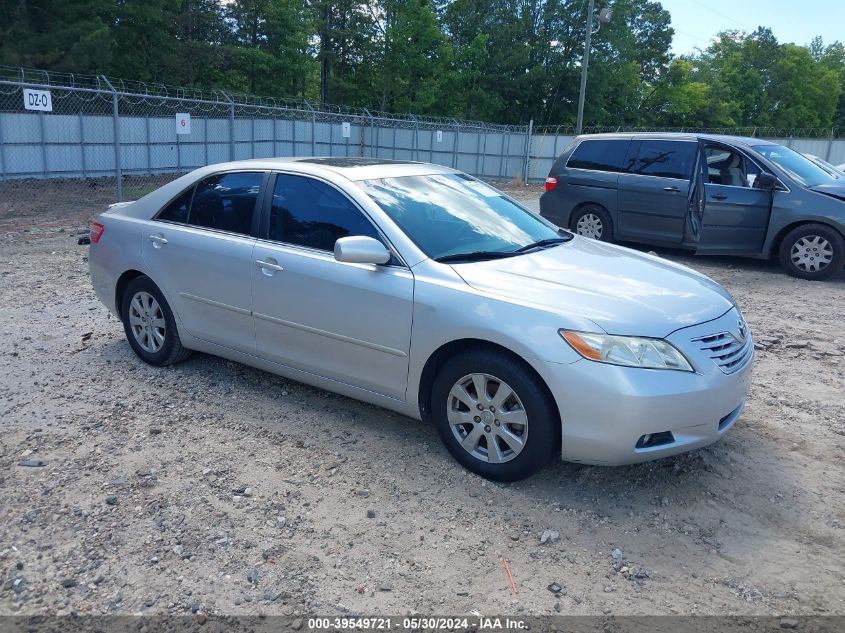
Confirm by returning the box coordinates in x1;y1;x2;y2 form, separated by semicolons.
0;0;115;72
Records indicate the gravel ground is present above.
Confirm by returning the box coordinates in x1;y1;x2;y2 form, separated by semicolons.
1;182;844;619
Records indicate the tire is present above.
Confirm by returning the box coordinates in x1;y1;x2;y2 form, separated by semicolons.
431;348;559;482
571;205;613;242
778;223;845;281
120;276;192;366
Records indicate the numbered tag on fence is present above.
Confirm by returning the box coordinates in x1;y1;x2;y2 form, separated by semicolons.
23;89;52;112
436;130;443;143
176;112;191;135
342;122;351;138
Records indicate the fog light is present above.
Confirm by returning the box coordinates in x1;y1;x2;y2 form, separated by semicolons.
635;431;674;449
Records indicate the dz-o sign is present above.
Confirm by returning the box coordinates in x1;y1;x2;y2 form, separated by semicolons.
176;113;191;135
23;89;52;112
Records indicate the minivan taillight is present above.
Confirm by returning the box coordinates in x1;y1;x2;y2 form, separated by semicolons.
90;222;105;244
545;177;558;192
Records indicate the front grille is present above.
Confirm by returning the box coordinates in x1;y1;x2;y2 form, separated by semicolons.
693;331;752;374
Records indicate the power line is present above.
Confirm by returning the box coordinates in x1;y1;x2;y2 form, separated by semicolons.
683;0;756;31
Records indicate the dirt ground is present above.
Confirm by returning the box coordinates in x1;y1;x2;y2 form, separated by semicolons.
0;181;844;620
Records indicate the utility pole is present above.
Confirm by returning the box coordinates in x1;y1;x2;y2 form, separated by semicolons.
575;0;595;136
575;2;612;135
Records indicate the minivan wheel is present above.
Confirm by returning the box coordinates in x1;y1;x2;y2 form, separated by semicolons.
431;349;558;481
571;205;612;242
778;223;845;281
121;276;192;366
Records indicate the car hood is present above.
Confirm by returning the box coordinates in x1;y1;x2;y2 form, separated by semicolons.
451;236;735;338
809;182;845;201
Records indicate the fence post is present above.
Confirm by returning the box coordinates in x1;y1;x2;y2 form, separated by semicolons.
363;109;374;157
222;92;235;161
0;106;5;179
409;115;419;162
523;119;533;184
500;131;510;179
825;127;835;162
78;112;87;178
101;76;123;202
38;111;48;179
452;119;460;169
304;101;316;155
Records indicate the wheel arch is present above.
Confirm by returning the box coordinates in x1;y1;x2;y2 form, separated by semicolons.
416;338;562;435
767;219;845;259
115;269;147;319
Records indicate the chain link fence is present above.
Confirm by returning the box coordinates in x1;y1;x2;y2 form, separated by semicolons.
2;64;844;221
0;66;531;219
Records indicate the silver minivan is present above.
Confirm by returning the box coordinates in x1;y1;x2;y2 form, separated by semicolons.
540;133;845;280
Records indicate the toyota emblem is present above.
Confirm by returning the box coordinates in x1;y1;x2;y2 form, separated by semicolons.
737;319;747;341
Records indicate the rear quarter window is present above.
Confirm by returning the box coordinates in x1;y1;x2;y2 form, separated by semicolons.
156;188;193;223
566;139;631;173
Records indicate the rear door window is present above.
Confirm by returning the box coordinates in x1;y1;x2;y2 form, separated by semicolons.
188;172;263;235
566;139;631;173
633;140;697;180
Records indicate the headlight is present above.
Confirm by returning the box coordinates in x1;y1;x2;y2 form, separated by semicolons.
560;330;694;372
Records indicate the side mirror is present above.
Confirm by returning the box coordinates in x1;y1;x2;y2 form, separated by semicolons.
334;236;391;265
754;172;779;191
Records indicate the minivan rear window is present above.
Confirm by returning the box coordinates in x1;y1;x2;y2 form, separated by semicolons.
566;139;630;173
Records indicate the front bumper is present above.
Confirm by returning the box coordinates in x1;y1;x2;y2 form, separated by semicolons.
537;308;753;465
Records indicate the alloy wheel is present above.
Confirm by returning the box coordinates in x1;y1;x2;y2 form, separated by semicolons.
447;373;528;464
128;291;166;353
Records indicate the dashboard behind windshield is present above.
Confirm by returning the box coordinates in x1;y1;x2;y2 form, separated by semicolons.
754;144;836;188
360;173;563;260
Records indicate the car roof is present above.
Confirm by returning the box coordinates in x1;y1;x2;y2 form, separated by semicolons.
575;132;777;149
198;156;458;181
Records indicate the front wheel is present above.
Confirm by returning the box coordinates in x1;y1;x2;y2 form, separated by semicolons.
571;205;613;242
778;223;844;280
431;349;559;481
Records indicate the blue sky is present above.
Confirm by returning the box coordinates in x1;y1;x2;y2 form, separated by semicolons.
657;0;845;55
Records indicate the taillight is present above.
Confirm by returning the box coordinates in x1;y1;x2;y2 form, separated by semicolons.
545;176;558;192
90;222;105;244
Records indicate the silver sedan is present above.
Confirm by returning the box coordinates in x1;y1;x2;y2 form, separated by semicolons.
88;158;753;481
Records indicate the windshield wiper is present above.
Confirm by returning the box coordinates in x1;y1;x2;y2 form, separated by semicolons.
434;250;519;263
511;235;572;254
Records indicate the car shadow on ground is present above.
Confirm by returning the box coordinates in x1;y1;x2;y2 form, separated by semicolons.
617;241;845;284
103;339;790;527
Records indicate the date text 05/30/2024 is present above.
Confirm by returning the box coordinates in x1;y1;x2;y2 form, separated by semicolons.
307;617;529;630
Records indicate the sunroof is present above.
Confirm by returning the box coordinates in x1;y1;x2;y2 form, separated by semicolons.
296;157;418;168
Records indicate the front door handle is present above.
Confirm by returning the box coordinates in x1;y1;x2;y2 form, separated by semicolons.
148;234;168;248
711;193;727;200
255;259;284;273
663;186;679;192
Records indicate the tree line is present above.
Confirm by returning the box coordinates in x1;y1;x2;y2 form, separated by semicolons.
1;1;843;129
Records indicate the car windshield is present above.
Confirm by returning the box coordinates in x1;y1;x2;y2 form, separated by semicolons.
360;173;565;260
754;145;837;188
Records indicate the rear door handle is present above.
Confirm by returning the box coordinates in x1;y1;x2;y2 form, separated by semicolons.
255;259;284;273
663;186;679;192
148;234;168;247
711;193;727;200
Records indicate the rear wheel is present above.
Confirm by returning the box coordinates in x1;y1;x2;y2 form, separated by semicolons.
431;348;558;481
121;276;192;366
778;223;844;280
571;205;613;242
